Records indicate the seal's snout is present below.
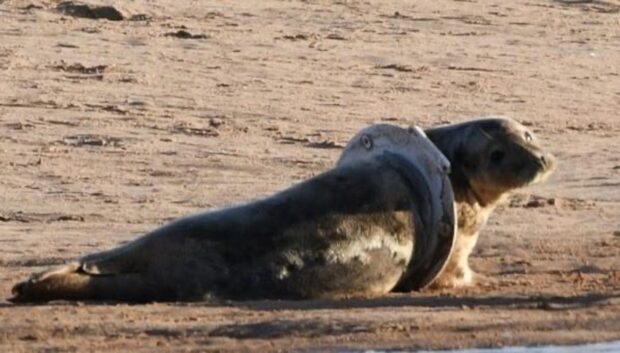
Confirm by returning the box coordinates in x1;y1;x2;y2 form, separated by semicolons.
538;152;556;171
527;151;555;185
536;154;549;171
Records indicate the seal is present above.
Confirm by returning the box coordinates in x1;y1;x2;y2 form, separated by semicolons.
10;124;455;303
423;117;556;287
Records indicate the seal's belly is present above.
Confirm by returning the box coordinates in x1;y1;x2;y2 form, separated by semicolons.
146;211;415;300
265;211;415;299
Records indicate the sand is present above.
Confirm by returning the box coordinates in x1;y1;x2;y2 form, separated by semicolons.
0;0;619;352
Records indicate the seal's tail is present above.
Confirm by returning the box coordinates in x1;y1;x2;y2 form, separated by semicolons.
9;263;150;303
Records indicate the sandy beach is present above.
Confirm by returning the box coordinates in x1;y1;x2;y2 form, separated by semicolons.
1;0;619;352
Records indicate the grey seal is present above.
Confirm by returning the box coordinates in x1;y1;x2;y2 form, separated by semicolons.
11;124;455;302
423;117;556;287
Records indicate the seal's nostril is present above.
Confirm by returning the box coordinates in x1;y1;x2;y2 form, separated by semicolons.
539;155;547;166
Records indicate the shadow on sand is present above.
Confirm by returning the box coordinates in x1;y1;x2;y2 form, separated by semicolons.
233;292;620;311
2;292;619;311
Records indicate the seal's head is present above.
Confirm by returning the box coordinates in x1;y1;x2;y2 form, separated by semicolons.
426;117;556;206
338;124;450;175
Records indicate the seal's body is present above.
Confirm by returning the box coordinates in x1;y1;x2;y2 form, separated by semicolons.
11;125;454;302
424;117;556;287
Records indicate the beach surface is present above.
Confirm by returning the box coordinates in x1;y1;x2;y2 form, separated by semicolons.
0;0;619;352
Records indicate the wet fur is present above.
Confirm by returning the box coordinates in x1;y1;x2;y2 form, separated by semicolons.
424;117;556;287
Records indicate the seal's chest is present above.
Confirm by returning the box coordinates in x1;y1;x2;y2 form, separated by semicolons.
456;203;489;237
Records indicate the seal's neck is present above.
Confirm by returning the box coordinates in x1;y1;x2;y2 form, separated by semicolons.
460;184;509;209
425;124;507;208
453;187;498;237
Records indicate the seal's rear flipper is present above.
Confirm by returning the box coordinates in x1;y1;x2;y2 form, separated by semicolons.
9;239;154;302
79;244;142;275
9;266;150;303
11;268;93;303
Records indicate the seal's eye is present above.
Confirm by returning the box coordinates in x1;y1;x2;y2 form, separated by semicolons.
490;150;505;165
524;131;533;142
361;134;373;150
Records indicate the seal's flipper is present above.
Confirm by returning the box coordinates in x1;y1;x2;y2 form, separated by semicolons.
10;239;153;302
11;270;92;302
79;241;146;275
10;271;151;303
